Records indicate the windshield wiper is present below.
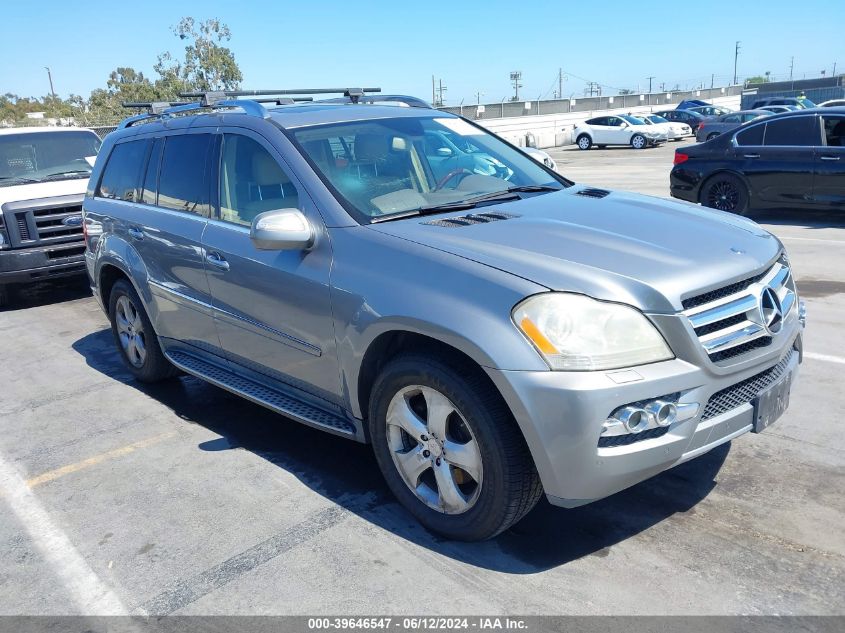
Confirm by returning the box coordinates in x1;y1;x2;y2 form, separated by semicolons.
42;170;91;180
0;175;40;184
504;184;561;193
370;189;523;224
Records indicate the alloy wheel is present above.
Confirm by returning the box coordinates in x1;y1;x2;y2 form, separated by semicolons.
706;180;740;211
115;295;147;368
386;385;482;515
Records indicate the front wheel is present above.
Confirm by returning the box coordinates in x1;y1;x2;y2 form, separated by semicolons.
630;134;647;149
576;134;592;150
700;173;749;214
369;355;542;541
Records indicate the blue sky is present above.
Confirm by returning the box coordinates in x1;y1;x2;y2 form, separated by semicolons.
1;0;842;104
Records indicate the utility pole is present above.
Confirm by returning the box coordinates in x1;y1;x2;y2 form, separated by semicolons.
431;75;436;106
790;56;794;80
435;79;447;107
833;61;837;76
475;91;484;105
660;82;666;92
44;66;55;100
711;73;714;89
647;76;654;93
733;41;741;85
558;68;563;101
510;71;522;101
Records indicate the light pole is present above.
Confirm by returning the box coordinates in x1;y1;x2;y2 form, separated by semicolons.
733;41;741;85
45;66;56;100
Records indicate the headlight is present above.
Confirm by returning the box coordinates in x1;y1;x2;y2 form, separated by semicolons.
513;293;674;370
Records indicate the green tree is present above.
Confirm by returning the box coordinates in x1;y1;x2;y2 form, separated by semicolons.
745;75;768;85
155;17;243;93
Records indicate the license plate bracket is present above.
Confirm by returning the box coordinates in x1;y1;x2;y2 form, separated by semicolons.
752;370;793;433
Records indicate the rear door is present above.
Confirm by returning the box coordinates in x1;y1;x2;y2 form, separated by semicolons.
733;115;818;208
201;128;342;406
815;114;845;209
585;117;611;144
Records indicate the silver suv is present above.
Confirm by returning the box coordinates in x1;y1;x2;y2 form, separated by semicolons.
84;89;805;541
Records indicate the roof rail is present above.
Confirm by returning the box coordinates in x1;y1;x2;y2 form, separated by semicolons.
178;87;381;104
117;94;271;129
316;95;432;109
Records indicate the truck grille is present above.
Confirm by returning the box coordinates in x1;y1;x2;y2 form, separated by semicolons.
32;204;84;244
701;348;796;420
682;257;796;363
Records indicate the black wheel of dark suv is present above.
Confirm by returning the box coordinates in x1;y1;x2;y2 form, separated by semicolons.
701;173;749;214
368;354;543;541
108;279;178;382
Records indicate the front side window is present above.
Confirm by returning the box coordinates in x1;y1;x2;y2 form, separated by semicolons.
822;116;845;146
0;131;101;184
292;116;564;223
219;134;299;227
723;115;740;123
763;116;819;146
157;134;212;215
97;139;148;202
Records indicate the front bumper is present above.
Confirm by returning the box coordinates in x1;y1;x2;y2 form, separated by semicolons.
0;242;86;285
486;321;803;507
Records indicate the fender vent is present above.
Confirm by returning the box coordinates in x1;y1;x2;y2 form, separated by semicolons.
575;187;611;198
424;212;520;227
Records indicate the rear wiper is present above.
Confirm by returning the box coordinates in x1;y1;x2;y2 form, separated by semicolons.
370;189;522;224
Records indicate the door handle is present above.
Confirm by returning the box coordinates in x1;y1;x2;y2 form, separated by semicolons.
743;154;761;159
127;227;144;240
820;155;841;161
205;252;230;271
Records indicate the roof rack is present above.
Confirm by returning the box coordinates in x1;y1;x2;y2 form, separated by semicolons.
178;87;381;103
118;93;272;129
315;95;431;109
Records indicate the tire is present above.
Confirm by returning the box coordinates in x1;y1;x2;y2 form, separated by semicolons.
576;134;592;150
0;284;9;309
108;279;178;382
700;173;749;215
706;132;720;141
630;134;647;149
368;354;543;541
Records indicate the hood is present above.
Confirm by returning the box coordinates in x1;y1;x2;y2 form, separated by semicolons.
370;187;781;313
0;178;88;209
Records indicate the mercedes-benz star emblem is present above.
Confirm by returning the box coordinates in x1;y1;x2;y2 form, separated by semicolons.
759;286;784;334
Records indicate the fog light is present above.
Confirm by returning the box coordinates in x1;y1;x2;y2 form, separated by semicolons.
614;406;650;434
645;401;677;427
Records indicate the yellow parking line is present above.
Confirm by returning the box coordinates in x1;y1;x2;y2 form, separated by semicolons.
26;431;177;488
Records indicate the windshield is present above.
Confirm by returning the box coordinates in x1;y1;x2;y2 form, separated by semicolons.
0;130;101;183
291;116;565;223
620;115;647;125
797;98;817;108
648;115;669;124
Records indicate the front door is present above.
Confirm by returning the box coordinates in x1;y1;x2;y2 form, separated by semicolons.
815;114;845;209
202;129;342;406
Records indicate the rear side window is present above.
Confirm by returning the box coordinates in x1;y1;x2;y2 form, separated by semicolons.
763;116;819;146
822;116;845;146
586;117;606;126
141;138;163;205
97;140;148;201
735;124;764;146
158;134;212;215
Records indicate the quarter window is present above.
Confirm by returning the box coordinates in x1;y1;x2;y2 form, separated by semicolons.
763;116;819;146
218;134;299;227
158;134;212;215
97;140;148;202
735;124;764;146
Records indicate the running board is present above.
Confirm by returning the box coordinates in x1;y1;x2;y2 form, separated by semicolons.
166;350;360;440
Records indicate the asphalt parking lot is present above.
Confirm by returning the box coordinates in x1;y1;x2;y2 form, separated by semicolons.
2;141;844;617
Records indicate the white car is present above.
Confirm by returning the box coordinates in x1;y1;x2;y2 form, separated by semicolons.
573;114;668;150
638;113;691;140
818;99;845;108
520;146;557;170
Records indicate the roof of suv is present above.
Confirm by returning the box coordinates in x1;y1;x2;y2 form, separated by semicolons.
0;126;99;136
265;102;447;128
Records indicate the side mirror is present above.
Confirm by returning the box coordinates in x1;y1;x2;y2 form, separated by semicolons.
250;208;314;251
620;122;629;128
436;147;454;157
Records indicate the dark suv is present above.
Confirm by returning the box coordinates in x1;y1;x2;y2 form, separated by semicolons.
653;108;707;133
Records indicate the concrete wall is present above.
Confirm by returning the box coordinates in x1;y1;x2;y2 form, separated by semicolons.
465;94;742;149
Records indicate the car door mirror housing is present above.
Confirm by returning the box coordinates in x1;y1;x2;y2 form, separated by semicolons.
250;209;314;251
436;147;453;157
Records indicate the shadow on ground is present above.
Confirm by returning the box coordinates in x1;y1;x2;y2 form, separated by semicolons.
73;328;729;574
1;277;91;312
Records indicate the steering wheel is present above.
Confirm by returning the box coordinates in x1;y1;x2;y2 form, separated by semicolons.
435;168;473;191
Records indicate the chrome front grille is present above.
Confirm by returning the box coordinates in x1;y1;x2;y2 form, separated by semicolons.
32;204;84;245
683;258;796;363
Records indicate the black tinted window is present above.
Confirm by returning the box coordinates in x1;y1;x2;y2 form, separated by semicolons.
764;116;819;146
586;117;605;125
141;138;162;205
158;134;212;215
97;140;148;201
822;116;845;147
736;124;765;146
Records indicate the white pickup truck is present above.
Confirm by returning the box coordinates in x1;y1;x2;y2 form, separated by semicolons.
0;127;101;306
